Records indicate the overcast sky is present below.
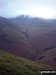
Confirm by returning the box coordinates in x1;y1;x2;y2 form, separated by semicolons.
0;0;56;19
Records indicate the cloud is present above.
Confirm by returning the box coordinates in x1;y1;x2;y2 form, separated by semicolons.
0;0;7;8
0;0;56;18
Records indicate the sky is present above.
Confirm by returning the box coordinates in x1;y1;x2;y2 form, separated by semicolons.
0;0;56;19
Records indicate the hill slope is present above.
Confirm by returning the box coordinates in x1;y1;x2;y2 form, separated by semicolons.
0;50;56;75
10;16;56;66
35;48;56;66
0;16;36;60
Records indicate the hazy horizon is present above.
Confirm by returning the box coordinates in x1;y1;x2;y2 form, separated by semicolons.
0;0;56;19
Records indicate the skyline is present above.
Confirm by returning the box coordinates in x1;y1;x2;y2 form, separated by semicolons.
0;0;56;19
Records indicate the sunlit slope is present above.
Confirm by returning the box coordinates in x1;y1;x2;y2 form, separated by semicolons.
0;17;36;59
0;50;56;75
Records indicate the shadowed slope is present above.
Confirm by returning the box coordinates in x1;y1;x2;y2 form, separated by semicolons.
0;17;36;60
10;16;56;66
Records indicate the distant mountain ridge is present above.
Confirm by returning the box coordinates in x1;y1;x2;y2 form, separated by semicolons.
10;15;56;27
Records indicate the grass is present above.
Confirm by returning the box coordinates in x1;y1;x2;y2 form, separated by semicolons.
0;50;56;75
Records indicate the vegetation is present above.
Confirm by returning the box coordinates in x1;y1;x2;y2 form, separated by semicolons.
0;50;56;75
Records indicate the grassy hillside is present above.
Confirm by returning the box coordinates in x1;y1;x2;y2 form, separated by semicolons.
0;50;56;75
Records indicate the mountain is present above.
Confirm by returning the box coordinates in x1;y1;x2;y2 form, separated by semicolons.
0;16;37;60
0;15;56;66
10;15;56;29
0;50;55;75
35;47;56;66
10;15;56;66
